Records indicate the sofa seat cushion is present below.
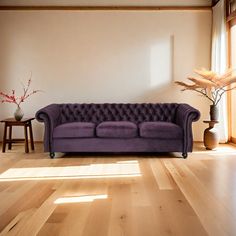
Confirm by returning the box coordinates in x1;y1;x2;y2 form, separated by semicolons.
139;121;183;139
53;122;95;138
96;121;138;138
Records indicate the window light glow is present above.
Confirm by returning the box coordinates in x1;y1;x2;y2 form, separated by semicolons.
150;37;173;88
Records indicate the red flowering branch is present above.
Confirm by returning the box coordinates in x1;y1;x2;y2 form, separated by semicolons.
0;78;41;107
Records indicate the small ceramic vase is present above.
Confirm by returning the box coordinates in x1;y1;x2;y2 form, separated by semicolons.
14;105;24;121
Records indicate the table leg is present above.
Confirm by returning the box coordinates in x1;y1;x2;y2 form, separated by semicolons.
29;121;35;151
24;125;29;153
2;123;7;153
8;125;12;150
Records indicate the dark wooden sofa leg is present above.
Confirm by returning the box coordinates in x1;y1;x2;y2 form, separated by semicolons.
50;152;55;159
182;153;188;159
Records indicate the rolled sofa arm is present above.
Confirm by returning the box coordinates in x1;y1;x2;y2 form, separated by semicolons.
35;104;61;152
175;104;201;153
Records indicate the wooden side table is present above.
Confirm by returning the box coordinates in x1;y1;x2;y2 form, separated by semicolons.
203;120;219;150
1;118;35;153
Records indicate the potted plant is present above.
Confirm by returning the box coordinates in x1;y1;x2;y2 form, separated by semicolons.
175;68;236;121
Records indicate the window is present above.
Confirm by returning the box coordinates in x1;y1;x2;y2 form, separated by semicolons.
227;0;236;142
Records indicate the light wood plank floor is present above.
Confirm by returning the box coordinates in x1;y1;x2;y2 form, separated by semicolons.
0;143;236;236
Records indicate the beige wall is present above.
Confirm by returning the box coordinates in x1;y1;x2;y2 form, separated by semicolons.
0;10;212;142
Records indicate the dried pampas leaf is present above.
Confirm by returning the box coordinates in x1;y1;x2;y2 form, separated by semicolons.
194;68;218;81
174;81;200;90
219;76;236;87
187;77;216;88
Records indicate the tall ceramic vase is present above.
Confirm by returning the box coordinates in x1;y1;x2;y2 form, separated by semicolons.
210;105;219;121
14;105;24;121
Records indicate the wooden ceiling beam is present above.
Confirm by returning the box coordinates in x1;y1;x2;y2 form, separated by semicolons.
0;5;212;11
212;0;220;7
227;10;236;21
227;0;236;21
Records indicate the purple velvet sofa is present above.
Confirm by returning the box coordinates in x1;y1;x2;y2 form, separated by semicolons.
35;103;200;158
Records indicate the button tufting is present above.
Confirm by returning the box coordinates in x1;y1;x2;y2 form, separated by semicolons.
59;103;179;124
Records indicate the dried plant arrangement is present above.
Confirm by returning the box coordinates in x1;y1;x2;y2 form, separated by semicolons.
0;78;40;107
175;68;236;106
0;74;41;121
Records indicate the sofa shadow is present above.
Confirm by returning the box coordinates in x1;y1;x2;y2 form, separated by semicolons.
58;152;181;159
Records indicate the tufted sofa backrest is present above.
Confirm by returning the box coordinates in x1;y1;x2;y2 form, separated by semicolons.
59;103;179;124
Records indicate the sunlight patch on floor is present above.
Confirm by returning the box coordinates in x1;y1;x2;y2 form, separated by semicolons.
0;162;141;181
193;145;236;155
54;194;108;204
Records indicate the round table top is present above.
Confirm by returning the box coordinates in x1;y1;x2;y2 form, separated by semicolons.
203;120;219;124
1;118;35;123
